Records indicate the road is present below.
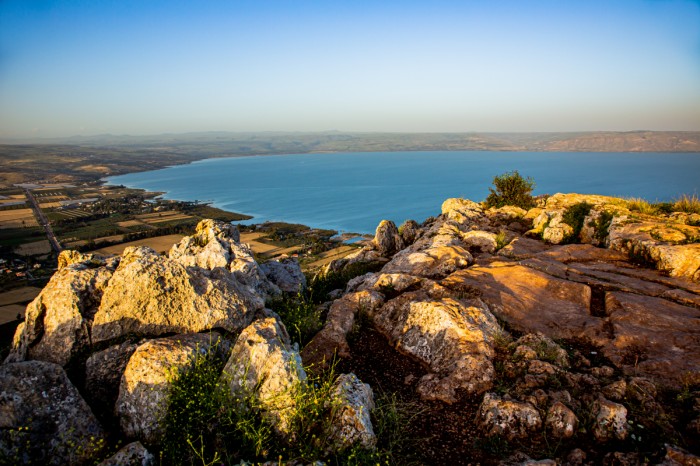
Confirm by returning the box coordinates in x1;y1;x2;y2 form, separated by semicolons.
24;188;63;253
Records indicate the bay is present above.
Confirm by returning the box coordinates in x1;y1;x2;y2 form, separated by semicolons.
106;151;700;234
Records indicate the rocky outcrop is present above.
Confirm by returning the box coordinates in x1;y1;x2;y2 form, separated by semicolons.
116;333;222;444
85;341;139;415
366;288;500;403
325;373;376;452
260;257;306;293
399;219;421;246
92;246;261;343
222;316;306;438
7;220;272;367
5;251;117;366
0;361;106;465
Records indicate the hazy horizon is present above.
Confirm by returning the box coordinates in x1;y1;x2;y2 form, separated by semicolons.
1;0;699;139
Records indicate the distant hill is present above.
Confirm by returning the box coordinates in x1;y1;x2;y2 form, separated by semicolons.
3;130;700;153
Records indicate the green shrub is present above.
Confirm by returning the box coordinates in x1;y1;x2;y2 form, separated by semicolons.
484;171;536;209
593;211;614;243
561;202;593;243
626;197;657;215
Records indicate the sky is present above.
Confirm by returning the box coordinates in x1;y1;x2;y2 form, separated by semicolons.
1;0;699;139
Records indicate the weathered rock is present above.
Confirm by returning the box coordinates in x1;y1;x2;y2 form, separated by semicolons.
5;251;117;366
222;317;306;438
367;290;500;403
383;244;473;279
302;291;384;369
399;219;421;246
373;220;403;257
602;379;627;401
496;236;550;259
461;230;498;254
602;291;700;387
443;261;602;340
323;247;387;274
85;341;139;415
92;246;261;343
169;219;278;297
608;216;700;280
325;373;376;453
441;198;486;229
260;257;306;293
0;361;106;465
97;441;154;466
592;396;628;441
545;401;578;439
477;393;543;440
116;333;222;443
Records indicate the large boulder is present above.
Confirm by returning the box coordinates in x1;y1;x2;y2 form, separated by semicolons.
441;198;486;229
85;341;139;415
115;333;223;444
260;257;306;293
399;219;421;246
382;245;473;279
222;316;307;438
0;361;106;465
367;288;500;403
5;251;117;366
373;220;403;257
92;246;261;343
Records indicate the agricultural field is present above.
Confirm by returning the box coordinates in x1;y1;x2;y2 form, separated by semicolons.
93;234;184;256
0;208;38;229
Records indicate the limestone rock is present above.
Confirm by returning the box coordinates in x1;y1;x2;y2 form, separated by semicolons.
514;333;570;368
592;397;628;441
5;252;117;366
97;441;154;466
85;341;139;416
545;401;578;439
373;220;403;257
461;230;498;254
367;290;500;403
326;373;376;453
443;261;601;340
169;219;278;297
0;361;106;465
383;244;473;279
441;198;486;229
602;292;700;387
260;257;306;293
324;247;387;275
92;246;260;343
477;393;543;440
222;316;307;438
399;219;421;246
116;333;222;444
302;291;384;369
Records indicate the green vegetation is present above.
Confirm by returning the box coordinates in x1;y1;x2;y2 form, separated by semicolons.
162;348;419;465
484;171;536;210
593;210;614;243
267;292;323;347
626;197;658;215
561;202;593;243
307;261;384;304
494;230;510;251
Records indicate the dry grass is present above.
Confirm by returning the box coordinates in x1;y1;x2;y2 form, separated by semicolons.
673;193;700;214
626;197;657;215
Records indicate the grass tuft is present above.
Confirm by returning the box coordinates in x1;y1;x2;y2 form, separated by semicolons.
673;193;700;214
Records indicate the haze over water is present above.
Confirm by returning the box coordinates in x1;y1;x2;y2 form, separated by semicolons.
107;151;700;234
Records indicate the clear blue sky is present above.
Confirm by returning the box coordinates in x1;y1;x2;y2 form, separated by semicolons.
1;0;699;139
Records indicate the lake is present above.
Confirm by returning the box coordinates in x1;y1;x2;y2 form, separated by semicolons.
106;151;700;234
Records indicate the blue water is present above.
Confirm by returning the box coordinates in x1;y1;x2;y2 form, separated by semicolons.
106;151;700;234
